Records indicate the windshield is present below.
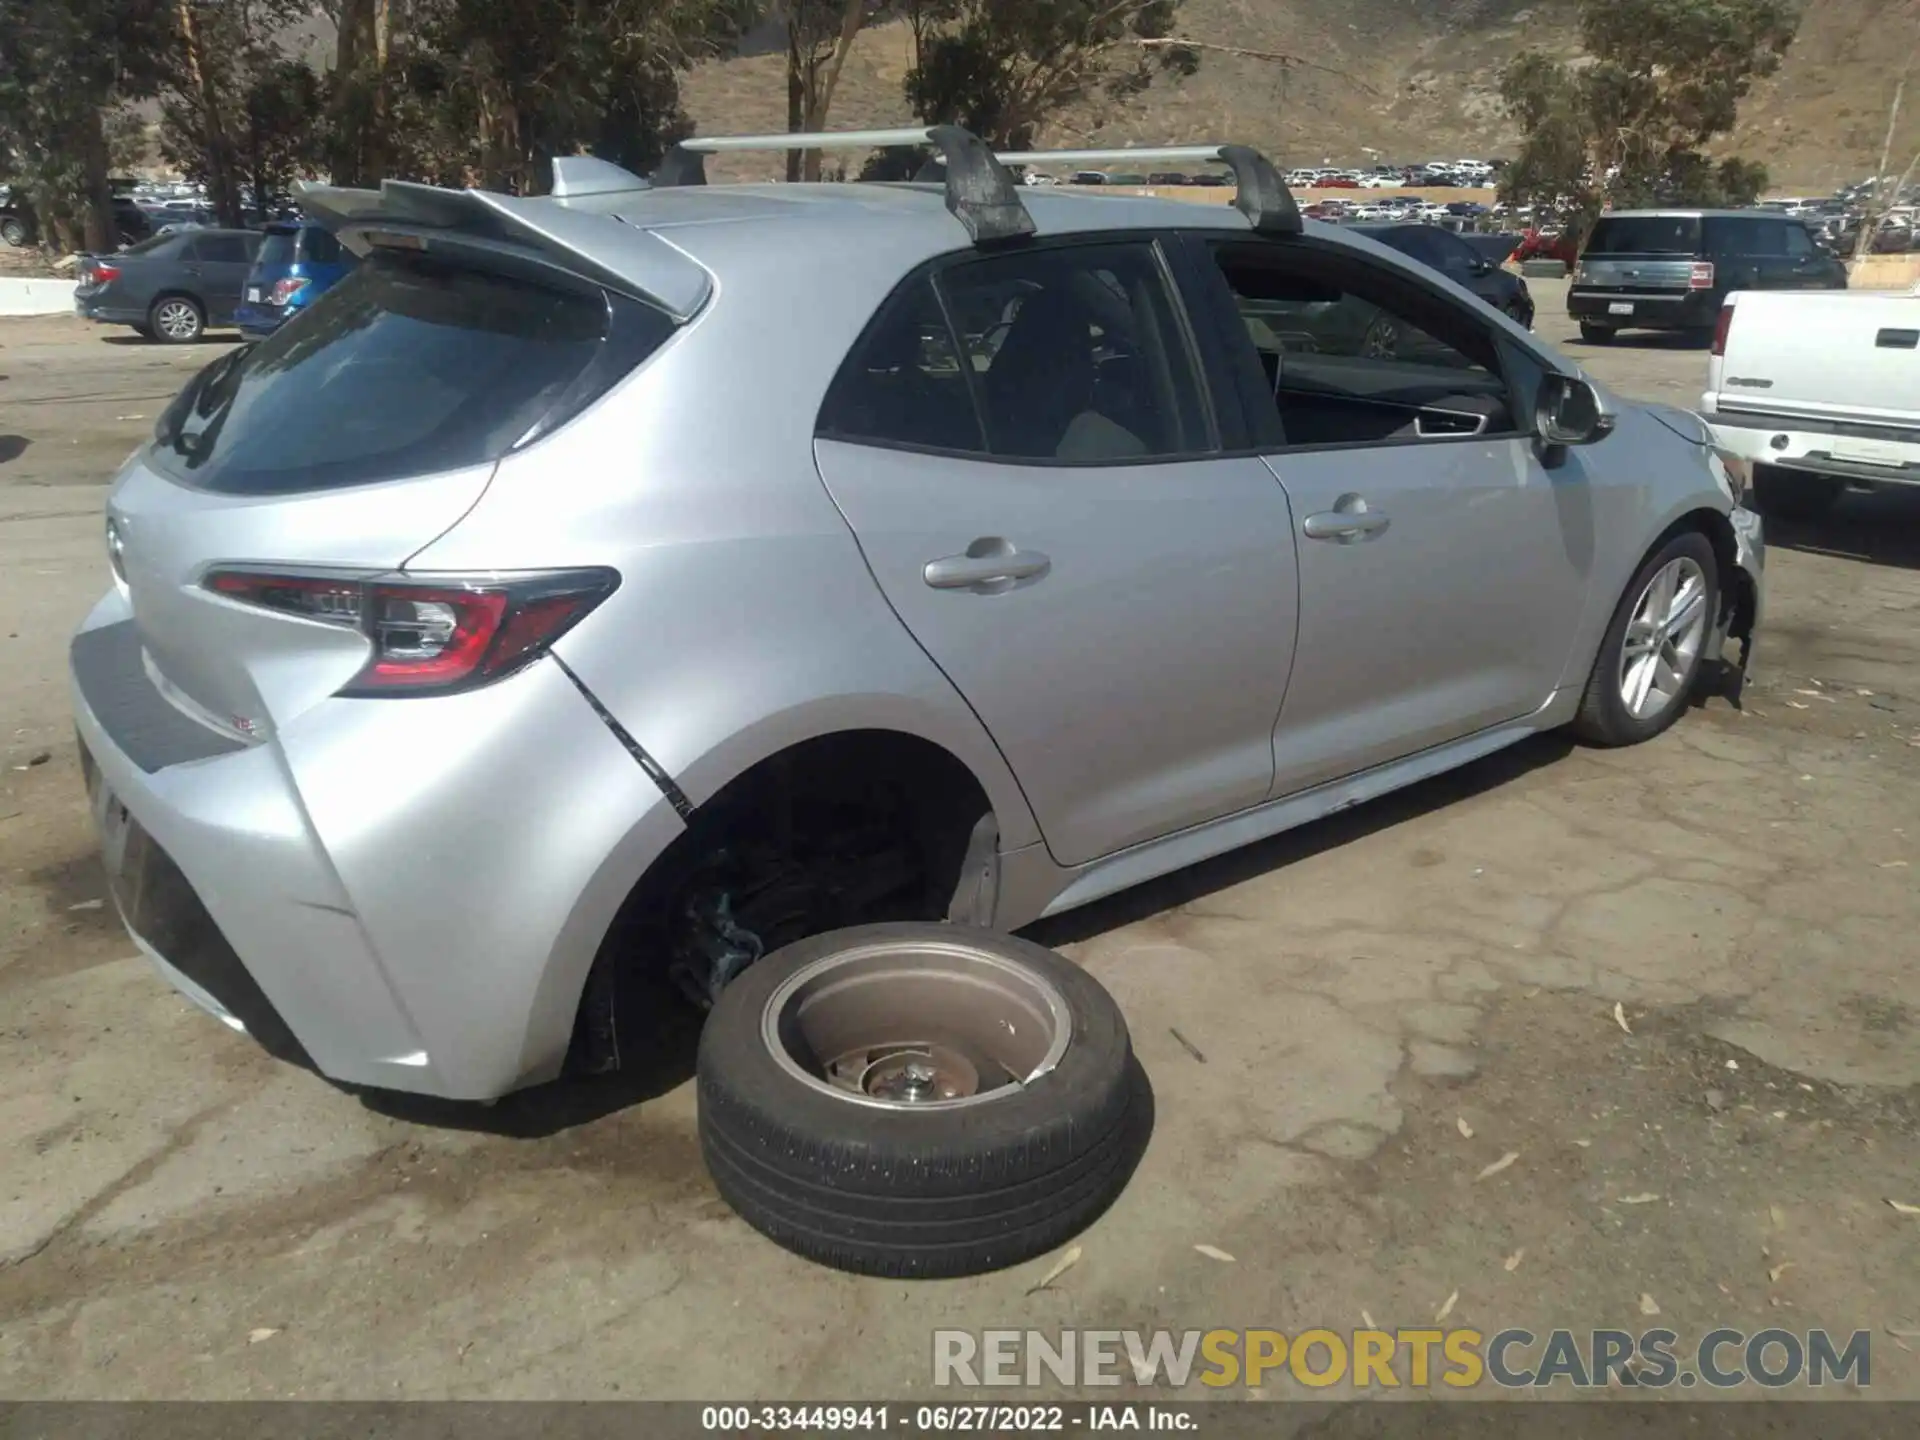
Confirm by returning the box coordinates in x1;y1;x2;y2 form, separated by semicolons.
1584;216;1702;254
149;252;675;495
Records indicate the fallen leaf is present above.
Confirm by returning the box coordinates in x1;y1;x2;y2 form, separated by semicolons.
1613;1001;1632;1035
1639;1294;1661;1317
1771;1110;1788;1120
1026;1245;1082;1294
1770;1205;1787;1230
1619;1193;1661;1205
1769;1262;1794;1284
1456;1117;1474;1139
1503;1249;1525;1272
1574;1139;1592;1148
1362;1310;1376;1329
1888;1326;1920;1339
1726;1059;1740;1071
66;899;103;911
1193;1244;1236;1263
1435;1289;1459;1322
1887;1200;1920;1217
247;1328;280;1344
1880;861;1910;869
1785;701;1810;710
1476;1151;1521;1182
1705;1089;1727;1112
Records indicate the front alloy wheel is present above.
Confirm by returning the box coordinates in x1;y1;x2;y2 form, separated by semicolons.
1571;530;1721;746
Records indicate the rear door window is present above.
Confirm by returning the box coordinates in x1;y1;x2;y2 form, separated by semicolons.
1784;224;1818;257
1705;217;1789;256
1583;216;1702;254
149;253;676;495
195;234;254;265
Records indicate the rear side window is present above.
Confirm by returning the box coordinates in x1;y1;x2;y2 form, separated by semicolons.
1584;216;1702;254
1784;224;1817;257
194;234;254;264
1704;217;1789;256
149;253;675;495
820;241;1211;463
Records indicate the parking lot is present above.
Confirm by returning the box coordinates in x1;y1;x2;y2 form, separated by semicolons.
2;282;1918;1400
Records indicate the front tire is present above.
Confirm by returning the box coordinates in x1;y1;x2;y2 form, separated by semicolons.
1752;464;1843;521
1571;531;1720;747
697;924;1143;1278
0;217;28;248
148;296;204;344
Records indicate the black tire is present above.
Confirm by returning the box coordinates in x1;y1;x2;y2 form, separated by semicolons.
696;923;1144;1279
147;295;204;344
1752;463;1843;521
1507;302;1534;331
1571;529;1720;747
0;216;28;248
1578;322;1615;344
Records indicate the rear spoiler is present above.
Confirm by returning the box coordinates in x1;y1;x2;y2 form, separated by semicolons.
292;176;710;322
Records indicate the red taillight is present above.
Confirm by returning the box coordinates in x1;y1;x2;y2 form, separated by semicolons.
269;276;311;306
1689;261;1716;290
1711;304;1735;357
92;263;121;284
203;568;619;696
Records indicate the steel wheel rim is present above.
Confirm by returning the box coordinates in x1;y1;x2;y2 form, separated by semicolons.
1361;315;1399;359
156;302;197;339
1618;556;1710;721
761;936;1073;1111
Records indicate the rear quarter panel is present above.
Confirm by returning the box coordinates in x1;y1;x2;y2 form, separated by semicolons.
401;220;1042;853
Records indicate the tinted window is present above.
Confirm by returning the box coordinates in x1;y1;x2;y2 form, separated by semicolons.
823;242;1211;463
149;253;676;495
299;227;343;264
938;243;1210;461
1784;223;1817;258
818;278;982;453
195;234;254;264
123;232;185;258
1705;217;1789;256
1583;216;1702;254
256;230;297;267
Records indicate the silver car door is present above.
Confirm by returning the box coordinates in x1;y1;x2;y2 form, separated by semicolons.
1199;237;1597;797
813;239;1299;868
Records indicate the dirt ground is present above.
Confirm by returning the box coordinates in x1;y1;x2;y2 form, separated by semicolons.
1;285;1917;1402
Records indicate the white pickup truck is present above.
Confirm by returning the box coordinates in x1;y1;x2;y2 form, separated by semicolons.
1703;288;1920;518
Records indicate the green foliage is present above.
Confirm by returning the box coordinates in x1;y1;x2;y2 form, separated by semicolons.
904;0;1196;149
1500;0;1797;234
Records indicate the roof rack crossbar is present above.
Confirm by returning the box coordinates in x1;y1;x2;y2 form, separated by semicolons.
924;142;1303;236
653;125;1035;244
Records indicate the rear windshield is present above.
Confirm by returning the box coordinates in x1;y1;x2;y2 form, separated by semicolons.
1583;216;1702;255
149;253;675;495
255;229;297;267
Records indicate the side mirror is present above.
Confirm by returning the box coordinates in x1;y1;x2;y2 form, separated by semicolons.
1537;373;1614;446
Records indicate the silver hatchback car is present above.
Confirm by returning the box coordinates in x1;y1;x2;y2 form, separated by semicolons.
72;127;1763;1101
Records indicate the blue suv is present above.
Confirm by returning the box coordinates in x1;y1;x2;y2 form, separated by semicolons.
234;221;356;338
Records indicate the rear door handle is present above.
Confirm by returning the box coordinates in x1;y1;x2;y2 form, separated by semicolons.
1303;511;1391;542
924;540;1052;590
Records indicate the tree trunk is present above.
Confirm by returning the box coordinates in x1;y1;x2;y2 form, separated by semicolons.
331;0;373;185
176;0;243;226
799;0;868;181
786;19;806;182
81;104;115;253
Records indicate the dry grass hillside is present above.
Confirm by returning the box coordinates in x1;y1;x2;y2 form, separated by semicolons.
682;0;1920;191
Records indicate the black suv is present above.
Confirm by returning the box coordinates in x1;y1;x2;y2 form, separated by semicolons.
1568;209;1847;344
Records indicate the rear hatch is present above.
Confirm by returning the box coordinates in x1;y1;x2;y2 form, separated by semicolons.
1577;215;1704;294
105;249;679;738
1717;292;1920;425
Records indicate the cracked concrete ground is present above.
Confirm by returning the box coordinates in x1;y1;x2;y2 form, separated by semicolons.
1;288;1916;1400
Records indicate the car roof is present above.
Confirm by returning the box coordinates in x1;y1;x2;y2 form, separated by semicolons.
1598;209;1791;221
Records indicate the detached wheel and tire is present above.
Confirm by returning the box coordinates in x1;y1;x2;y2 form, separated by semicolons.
148;296;204;344
697;923;1143;1279
0;216;29;248
1752;464;1843;522
1571;530;1719;747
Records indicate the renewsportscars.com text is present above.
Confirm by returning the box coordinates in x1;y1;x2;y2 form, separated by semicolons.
932;1327;1871;1391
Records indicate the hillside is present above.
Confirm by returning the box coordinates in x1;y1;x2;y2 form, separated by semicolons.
680;0;1920;191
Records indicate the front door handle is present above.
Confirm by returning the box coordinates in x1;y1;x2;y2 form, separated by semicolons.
1303;510;1391;542
924;538;1052;591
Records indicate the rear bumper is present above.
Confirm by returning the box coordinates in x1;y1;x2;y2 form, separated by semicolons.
1569;287;1718;329
74;295;147;326
1705;404;1920;488
69;589;687;1099
233;303;285;338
